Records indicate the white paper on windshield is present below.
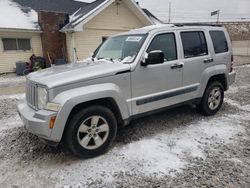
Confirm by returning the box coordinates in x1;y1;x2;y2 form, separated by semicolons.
126;36;142;42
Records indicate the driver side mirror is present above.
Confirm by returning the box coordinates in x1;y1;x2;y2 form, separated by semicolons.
141;51;164;66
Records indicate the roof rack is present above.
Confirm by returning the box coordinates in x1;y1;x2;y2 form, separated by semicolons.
174;23;223;27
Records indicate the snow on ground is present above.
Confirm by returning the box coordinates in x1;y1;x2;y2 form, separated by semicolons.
0;93;25;100
0;115;23;132
225;98;250;112
52;106;246;187
0;0;39;30
0;74;26;86
0;88;247;187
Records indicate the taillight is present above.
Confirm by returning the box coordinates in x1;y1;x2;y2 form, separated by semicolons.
230;55;234;72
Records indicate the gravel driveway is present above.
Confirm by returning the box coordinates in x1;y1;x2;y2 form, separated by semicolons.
0;57;249;188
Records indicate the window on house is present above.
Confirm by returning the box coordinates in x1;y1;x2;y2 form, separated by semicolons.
147;33;177;61
209;31;228;54
181;31;208;58
2;38;31;51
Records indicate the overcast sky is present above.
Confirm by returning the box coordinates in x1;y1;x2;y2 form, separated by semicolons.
137;0;250;23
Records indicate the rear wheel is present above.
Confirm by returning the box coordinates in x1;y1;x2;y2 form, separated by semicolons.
197;81;224;116
64;106;117;158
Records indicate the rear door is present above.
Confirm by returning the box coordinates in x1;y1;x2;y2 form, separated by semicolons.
179;30;213;101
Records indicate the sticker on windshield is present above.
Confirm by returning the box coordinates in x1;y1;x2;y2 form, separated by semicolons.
126;36;142;42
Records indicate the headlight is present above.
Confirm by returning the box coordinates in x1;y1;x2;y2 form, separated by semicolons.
37;86;48;109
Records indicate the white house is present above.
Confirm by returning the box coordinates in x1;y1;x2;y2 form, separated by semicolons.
0;0;161;73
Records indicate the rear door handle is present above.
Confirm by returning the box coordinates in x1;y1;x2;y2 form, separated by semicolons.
171;63;183;69
204;58;213;63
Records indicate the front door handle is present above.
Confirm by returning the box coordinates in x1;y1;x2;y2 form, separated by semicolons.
171;63;183;69
204;58;213;63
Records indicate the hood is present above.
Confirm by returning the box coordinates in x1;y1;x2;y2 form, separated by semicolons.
27;61;131;88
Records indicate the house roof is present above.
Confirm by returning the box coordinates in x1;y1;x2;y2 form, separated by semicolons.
0;0;160;32
62;0;107;31
13;0;89;14
61;0;155;32
142;8;163;25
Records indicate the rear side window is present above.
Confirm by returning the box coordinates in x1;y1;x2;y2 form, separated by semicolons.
147;33;177;61
209;31;228;54
181;31;208;58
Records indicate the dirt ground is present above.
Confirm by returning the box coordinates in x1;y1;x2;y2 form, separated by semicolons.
0;56;249;188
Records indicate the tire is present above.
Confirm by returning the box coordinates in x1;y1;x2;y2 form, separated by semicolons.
197;81;224;116
64;105;117;158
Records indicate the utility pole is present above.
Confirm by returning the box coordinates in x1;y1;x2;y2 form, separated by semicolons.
168;2;171;23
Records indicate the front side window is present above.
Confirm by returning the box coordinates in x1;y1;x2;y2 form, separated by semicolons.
147;33;177;61
2;38;31;51
209;31;228;54
181;31;208;58
94;34;147;63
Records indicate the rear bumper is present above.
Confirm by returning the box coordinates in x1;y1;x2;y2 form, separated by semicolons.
228;71;236;86
17;101;58;142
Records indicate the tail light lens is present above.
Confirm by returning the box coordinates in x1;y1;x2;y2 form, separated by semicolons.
230;55;234;72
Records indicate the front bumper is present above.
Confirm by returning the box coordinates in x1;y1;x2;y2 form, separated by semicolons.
228;71;236;86
17;101;58;142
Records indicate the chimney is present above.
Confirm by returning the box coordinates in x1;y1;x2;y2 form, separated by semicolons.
38;11;69;65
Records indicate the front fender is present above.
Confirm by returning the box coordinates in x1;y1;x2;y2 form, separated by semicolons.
198;64;228;97
50;83;130;142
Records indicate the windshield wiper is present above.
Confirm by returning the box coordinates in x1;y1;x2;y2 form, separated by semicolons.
97;57;114;62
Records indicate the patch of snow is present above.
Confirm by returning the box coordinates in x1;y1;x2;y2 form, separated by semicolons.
239;64;250;68
0;75;26;86
53;108;246;186
226;85;250;94
225;98;250;112
0;93;25;100
0;0;40;30
0;115;23;132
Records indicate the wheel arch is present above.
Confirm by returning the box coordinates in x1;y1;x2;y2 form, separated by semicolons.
49;83;130;142
207;74;227;91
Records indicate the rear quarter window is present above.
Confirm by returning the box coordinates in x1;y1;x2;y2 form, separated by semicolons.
209;31;229;54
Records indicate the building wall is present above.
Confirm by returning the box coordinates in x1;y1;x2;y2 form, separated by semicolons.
232;40;250;56
67;1;148;62
0;31;43;73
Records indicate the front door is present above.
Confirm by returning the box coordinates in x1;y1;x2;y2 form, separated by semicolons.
130;32;183;115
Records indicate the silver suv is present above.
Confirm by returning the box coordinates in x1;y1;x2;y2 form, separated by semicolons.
18;24;236;158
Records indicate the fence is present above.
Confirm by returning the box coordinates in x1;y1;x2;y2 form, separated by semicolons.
232;40;250;56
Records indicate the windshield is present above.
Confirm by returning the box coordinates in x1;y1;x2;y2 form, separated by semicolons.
93;34;147;63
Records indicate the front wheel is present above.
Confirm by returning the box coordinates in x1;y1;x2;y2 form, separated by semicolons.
197;81;224;116
64;106;117;158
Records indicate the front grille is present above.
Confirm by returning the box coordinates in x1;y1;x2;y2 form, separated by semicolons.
26;81;37;110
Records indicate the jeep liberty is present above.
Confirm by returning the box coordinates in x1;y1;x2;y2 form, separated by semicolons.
18;24;236;158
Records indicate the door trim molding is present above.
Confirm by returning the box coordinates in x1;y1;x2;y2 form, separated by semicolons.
135;85;198;106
